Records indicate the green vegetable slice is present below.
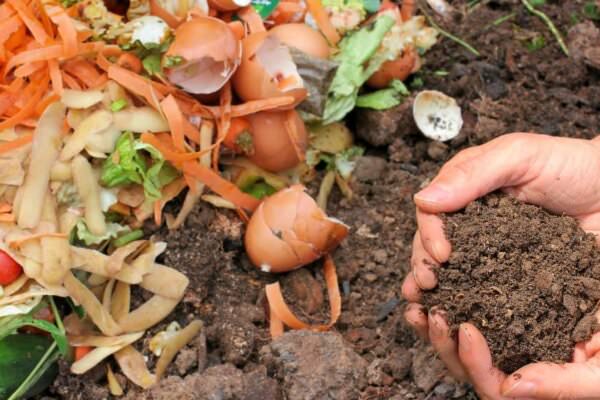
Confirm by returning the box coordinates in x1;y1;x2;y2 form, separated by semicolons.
101;132;180;201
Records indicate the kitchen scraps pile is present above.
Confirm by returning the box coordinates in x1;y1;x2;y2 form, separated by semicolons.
0;0;438;397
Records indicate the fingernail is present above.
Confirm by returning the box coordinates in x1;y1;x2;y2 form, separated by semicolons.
460;325;472;351
431;241;445;263
502;380;538;397
415;185;450;205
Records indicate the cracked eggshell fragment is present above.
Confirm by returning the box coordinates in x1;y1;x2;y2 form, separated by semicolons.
244;185;348;273
164;17;241;94
232;32;306;108
413;90;462;142
209;0;251;11
130;16;171;47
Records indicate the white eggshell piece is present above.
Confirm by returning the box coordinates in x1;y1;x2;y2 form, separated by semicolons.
413;90;463;142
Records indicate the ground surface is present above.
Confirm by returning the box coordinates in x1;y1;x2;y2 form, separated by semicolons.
423;194;600;373
48;0;600;399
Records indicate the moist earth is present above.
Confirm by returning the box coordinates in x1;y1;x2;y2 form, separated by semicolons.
422;194;600;373
49;0;600;399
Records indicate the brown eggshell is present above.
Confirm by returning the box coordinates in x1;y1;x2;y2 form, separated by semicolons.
164;17;241;94
231;32;306;107
269;23;330;59
367;47;417;89
208;0;251;11
246;110;307;172
244;185;348;273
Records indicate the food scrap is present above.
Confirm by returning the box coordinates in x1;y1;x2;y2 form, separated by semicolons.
0;0;438;396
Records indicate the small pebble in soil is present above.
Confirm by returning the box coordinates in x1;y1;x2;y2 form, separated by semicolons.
423;193;600;373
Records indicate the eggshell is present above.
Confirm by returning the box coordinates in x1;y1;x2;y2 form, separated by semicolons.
367;48;417;89
269;23;330;59
244;185;348;273
208;0;251;11
246;110;308;172
232;32;306;107
164;17;241;94
413;90;463;142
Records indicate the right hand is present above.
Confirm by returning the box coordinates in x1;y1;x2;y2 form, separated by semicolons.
401;132;600;399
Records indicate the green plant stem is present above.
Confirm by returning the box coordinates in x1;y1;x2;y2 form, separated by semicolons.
492;12;516;26
521;0;569;56
419;3;481;56
49;296;65;333
7;343;59;400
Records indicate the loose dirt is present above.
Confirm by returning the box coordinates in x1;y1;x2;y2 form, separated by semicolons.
423;194;600;373
50;1;600;399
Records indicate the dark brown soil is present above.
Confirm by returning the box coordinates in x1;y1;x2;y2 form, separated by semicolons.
49;1;600;399
422;194;600;373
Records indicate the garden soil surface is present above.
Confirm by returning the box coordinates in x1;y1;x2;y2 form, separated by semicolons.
47;1;600;399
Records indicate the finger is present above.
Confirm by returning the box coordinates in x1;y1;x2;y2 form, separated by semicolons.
574;342;588;363
414;133;539;214
404;303;429;340
411;232;440;290
501;360;600;399
458;323;508;399
428;310;468;381
416;209;451;263
401;273;422;303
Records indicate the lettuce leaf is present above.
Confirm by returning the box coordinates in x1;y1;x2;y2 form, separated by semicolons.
356;79;410;110
75;220;130;246
101;132;179;201
322;15;395;124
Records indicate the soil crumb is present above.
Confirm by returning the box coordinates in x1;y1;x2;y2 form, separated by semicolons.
423;194;600;373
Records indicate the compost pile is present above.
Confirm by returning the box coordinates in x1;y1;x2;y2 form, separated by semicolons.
423;194;600;373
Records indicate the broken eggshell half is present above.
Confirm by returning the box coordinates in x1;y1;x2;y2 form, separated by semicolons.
164;17;241;94
232;32;307;107
413;90;463;142
245;185;349;273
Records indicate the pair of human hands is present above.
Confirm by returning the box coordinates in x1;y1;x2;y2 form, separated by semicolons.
402;133;600;399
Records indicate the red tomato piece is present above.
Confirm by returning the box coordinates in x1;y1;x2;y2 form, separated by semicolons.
0;249;22;285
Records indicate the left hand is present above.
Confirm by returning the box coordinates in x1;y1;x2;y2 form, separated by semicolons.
411;311;600;399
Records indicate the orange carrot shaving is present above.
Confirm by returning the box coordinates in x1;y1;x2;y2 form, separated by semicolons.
161;95;186;152
47;5;78;58
213;82;233;169
183;161;260;211
266;255;341;338
14;61;45;78
63;59;105;88
108;64;164;111
140;132;211;163
237;6;266;33
0;203;12;214
34;94;60;116
305;0;340;45
8;232;68;249
0;135;33;155
0;73;49;131
48;59;63;94
75;346;93;361
117;53;143;74
149;0;182;28
7;0;51;45
62;71;82;90
0;214;16;223
284;110;305;162
400;0;415;21
204;96;296;117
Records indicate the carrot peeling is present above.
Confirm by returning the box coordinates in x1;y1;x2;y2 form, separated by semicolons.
265;255;341;337
305;0;341;45
183;161;260;211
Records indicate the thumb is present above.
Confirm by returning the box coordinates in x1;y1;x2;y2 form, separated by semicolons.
501;361;600;399
415;133;541;213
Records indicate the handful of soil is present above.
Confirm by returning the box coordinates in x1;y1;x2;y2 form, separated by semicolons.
422;194;600;373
